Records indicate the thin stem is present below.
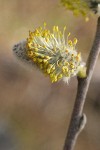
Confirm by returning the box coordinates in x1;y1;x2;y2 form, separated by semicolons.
63;16;100;150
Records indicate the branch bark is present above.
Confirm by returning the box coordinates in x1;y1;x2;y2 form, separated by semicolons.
63;16;100;150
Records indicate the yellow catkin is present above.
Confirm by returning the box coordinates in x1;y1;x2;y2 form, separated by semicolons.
26;24;83;83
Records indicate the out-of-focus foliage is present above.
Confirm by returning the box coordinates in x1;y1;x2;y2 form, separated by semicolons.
61;0;100;19
60;0;91;18
60;0;100;22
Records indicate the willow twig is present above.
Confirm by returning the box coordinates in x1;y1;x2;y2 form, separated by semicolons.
63;16;100;150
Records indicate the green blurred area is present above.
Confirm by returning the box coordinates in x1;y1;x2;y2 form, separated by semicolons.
0;0;100;150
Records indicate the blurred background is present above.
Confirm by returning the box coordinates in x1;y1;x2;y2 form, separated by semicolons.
0;0;100;150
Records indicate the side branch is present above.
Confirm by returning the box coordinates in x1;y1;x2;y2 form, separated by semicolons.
63;16;100;150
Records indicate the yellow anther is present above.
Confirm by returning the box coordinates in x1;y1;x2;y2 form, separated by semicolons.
38;26;42;31
53;75;57;82
47;68;51;74
45;56;51;59
44;22;46;28
56;26;58;32
70;69;74;73
62;66;65;73
50;73;53;78
49;65;55;72
27;50;33;57
33;43;37;47
68;40;72;46
76;52;81;61
53;47;56;52
43;45;46;48
43;60;48;66
58;74;63;79
62;66;68;73
66;50;69;53
77;52;81;57
70;64;75;69
37;58;42;62
65;62;69;66
64;26;66;31
53;26;56;31
48;64;53;69
71;54;75;58
43;59;48;63
34;48;38;52
33;58;37;62
43;64;48;69
50;68;54;72
34;52;39;56
52;66;55;70
73;38;78;45
65;72;70;77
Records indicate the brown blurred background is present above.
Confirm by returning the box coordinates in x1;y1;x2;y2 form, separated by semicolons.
0;0;100;150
